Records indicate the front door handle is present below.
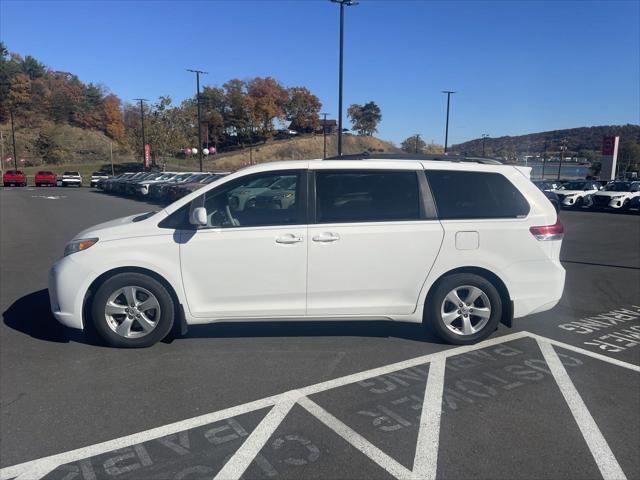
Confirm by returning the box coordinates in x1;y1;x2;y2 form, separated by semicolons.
312;232;340;242
275;234;303;244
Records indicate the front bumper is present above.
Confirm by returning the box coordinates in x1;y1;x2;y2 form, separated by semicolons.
48;256;96;330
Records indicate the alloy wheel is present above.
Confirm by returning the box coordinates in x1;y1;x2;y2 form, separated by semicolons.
440;285;492;336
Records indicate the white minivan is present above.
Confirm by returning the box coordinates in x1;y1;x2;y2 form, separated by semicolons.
49;155;565;347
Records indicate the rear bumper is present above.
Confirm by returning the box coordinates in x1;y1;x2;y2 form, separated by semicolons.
503;258;566;318
48;256;95;330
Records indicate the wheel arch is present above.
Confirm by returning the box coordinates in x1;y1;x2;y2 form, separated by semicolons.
82;266;187;335
423;266;514;327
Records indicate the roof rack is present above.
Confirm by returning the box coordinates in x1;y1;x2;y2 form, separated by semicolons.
324;152;503;165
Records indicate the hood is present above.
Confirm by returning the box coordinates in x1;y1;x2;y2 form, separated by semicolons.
554;190;585;195
594;191;633;198
73;211;167;241
140;178;172;185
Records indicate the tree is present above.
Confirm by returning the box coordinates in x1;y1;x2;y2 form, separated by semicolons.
20;55;46;80
347;101;382;136
401;135;427;153
223;79;250;143
103;94;125;143
618;140;640;174
247;77;288;138
201;86;227;148
285;87;321;133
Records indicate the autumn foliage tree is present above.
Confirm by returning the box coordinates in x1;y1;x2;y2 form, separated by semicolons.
285;87;321;133
247;76;288;138
103;95;125;143
347;101;382;136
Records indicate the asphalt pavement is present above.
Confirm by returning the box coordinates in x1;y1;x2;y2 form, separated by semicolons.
1;186;638;480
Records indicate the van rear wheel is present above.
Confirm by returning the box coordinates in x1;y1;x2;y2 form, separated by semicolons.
425;273;502;345
91;272;175;348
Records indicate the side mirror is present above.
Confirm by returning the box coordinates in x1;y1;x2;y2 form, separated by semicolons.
189;207;207;226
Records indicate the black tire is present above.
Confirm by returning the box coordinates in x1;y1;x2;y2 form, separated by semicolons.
424;273;502;345
574;197;584;208
91;272;175;348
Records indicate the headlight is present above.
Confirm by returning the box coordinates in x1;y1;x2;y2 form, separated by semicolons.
64;238;98;257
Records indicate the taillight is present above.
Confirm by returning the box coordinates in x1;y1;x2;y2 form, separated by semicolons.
530;217;564;241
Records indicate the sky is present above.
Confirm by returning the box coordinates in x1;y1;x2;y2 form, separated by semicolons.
1;0;639;145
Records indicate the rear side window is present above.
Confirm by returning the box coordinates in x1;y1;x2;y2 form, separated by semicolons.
426;170;530;219
315;170;421;223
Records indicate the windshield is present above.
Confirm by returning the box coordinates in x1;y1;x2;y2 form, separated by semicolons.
63;171;79;176
174;173;194;181
559;182;586;190
604;182;632;192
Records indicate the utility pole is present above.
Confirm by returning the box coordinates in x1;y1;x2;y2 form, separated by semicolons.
541;142;548;180
482;134;489;156
557;138;567;181
109;141;114;176
133;98;148;170
249;117;254;166
187;69;208;172
414;133;421;154
330;0;358;157
0;131;4;177
442;90;455;153
10;108;18;170
321;112;330;159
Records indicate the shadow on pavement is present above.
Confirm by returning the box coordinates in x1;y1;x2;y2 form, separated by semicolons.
3;289;445;345
184;320;444;343
2;289;101;345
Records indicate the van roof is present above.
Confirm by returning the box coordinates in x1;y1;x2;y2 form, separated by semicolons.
325;152;503;165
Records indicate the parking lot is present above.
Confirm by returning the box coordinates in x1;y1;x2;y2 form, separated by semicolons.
1;186;639;480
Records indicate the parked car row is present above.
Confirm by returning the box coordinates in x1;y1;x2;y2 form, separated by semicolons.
2;170;88;187
95;170;230;202
533;179;640;212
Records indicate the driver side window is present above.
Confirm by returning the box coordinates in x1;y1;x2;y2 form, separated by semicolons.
202;170;303;228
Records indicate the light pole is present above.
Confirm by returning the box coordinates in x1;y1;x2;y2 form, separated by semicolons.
481;134;489;156
133;98;148;170
330;0;358;157
442;90;455;153
557;138;567;181
542;142;548;180
187;69;208;172
321;112;330;159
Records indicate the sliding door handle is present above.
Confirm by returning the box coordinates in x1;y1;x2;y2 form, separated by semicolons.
276;234;303;244
312;232;340;242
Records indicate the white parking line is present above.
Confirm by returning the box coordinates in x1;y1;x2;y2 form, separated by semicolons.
538;340;628;480
1;331;637;480
298;397;413;480
214;391;301;480
529;333;640;372
411;356;446;480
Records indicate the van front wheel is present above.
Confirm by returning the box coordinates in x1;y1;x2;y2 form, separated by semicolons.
91;272;175;348
425;273;502;345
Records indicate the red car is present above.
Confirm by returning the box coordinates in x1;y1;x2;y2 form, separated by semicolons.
3;170;27;187
35;171;57;187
